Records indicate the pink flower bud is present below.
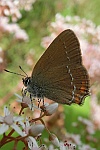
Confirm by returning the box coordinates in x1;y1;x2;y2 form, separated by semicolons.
49;133;59;147
29;124;45;137
45;103;58;116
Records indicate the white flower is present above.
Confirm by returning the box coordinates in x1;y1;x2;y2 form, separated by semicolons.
20;118;45;149
27;136;39;149
59;142;68;150
19;117;31;136
59;141;76;150
27;136;48;150
20;118;44;137
27;136;47;150
68;144;76;150
15;93;38;111
0;106;24;136
45;103;58;116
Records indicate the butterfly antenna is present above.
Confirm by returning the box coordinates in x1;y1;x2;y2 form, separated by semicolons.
4;69;26;77
19;66;28;77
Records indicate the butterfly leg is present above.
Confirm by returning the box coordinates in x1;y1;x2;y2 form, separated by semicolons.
38;99;41;108
21;87;28;97
29;94;33;110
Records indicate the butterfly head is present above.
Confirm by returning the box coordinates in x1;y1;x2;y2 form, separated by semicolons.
22;77;31;87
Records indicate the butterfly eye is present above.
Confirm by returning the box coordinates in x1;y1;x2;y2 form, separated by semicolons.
23;77;30;87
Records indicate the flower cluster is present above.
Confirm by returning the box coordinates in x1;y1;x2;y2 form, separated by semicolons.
0;0;36;43
0;17;28;41
0;93;76;149
64;123;97;150
0;0;36;71
0;0;21;22
15;0;36;11
1;90;98;149
0;0;23;38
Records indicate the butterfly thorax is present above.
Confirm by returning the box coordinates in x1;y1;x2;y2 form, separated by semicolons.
22;77;44;98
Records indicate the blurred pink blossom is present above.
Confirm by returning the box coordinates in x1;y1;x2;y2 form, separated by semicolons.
0;17;28;41
90;93;100;129
0;0;22;22
14;0;36;11
78;116;95;134
0;0;36;41
65;133;82;145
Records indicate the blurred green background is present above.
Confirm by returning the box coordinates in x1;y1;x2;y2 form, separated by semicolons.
0;0;100;149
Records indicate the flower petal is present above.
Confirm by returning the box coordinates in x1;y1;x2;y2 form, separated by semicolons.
16;99;22;103
59;142;67;150
28;104;34;111
4;106;10;116
11;123;24;136
15;93;22;100
27;136;38;149
0;124;9;134
39;144;47;150
0;116;4;122
13;116;24;122
19;120;25;129
25;117;30;127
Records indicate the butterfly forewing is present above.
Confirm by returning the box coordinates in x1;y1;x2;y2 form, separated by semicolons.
32;29;81;77
31;29;90;105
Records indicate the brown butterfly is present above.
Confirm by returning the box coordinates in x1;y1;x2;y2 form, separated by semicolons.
5;29;90;105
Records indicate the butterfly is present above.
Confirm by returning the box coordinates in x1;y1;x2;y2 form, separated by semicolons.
5;29;90;105
22;29;90;105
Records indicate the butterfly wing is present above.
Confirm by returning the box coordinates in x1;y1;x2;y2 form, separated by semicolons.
31;29;90;105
